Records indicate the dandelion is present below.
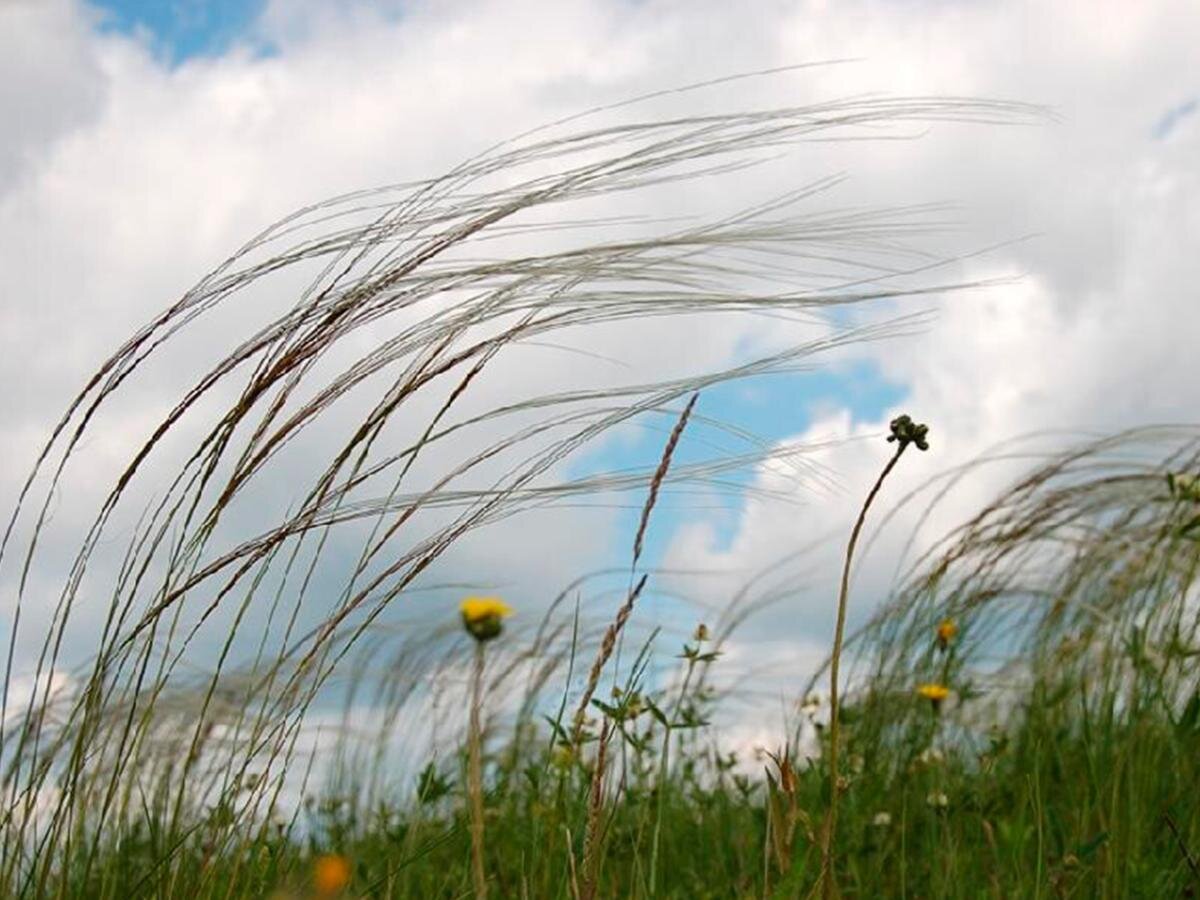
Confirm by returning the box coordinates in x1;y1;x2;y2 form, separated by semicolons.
460;596;513;642
925;790;950;809
916;682;950;711
936;618;958;650
312;855;351;896
459;597;511;898
872;811;892;828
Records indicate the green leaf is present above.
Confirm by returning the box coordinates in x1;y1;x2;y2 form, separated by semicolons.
645;697;670;728
542;715;570;744
590;698;621;719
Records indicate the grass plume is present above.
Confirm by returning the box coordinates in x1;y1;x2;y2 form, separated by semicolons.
0;77;1069;897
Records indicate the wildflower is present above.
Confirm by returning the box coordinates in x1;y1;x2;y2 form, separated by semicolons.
887;414;930;451
460;596;513;642
936;618;958;650
799;692;823;722
872;811;892;828
916;746;945;766
916;682;950;711
925;790;949;809
313;854;351;896
693;622;710;642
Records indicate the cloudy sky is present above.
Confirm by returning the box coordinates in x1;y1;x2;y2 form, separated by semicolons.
1;0;1198;736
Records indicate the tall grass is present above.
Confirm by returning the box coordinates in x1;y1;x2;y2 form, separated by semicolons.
275;425;1195;899
6;78;1182;898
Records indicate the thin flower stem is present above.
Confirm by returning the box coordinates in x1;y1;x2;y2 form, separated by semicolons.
468;640;488;899
649;653;698;895
819;441;908;899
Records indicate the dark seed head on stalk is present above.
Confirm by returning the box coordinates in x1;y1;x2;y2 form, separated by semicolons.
887;414;930;451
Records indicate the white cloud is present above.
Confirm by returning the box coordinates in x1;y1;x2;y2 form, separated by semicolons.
660;1;1200;701
0;1;105;192
0;0;1197;733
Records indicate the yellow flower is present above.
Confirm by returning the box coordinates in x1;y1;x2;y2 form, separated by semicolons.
460;596;513;642
916;683;950;708
936;618;958;650
313;854;351;896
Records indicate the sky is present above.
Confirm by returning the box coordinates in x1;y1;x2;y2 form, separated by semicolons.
1;0;1199;754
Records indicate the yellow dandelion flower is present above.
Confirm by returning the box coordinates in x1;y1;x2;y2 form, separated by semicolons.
936;618;958;649
313;854;351;896
916;683;950;709
460;595;513;642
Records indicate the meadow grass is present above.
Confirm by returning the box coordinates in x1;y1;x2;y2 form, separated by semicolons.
3;80;1193;897
6;424;1199;899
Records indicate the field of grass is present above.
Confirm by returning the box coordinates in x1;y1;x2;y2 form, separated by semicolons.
1;88;1195;898
6;421;1198;899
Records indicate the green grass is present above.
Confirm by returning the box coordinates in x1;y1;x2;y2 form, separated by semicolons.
33;624;1200;898
7;424;1200;898
2;83;1190;897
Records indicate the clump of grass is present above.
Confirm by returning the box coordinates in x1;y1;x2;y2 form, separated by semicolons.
0;75;1065;897
5;422;1200;896
577;391;695;900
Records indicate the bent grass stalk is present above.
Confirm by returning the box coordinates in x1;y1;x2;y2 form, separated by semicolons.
0;75;1043;893
570;393;698;747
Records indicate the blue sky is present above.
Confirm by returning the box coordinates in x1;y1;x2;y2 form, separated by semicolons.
590;363;907;563
90;0;268;62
